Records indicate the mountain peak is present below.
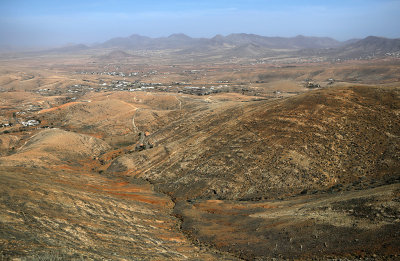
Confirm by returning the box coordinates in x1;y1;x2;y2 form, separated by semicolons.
128;34;150;39
168;33;192;39
364;35;386;40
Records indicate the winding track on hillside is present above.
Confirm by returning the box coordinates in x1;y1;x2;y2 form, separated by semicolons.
132;108;140;133
174;96;182;110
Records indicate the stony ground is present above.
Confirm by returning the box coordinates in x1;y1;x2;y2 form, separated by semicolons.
174;184;400;260
0;166;238;260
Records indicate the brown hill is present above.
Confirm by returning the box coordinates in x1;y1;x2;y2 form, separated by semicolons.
0;165;234;260
110;85;400;201
38;92;181;139
1;128;111;168
97;50;141;60
105;85;400;259
38;99;138;137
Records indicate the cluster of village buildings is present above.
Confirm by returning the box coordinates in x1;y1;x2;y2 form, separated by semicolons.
1;79;236;132
34;80;234;98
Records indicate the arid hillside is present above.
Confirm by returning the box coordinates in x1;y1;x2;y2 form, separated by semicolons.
111;86;400;201
104;85;400;259
0;128;111;168
0;165;238;260
175;183;400;260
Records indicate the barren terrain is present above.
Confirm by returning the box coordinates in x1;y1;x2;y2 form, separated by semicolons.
0;41;399;260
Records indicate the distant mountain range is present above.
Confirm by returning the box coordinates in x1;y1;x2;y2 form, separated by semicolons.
297;36;400;59
97;33;345;50
336;36;400;58
45;44;90;53
2;33;399;61
95;33;400;60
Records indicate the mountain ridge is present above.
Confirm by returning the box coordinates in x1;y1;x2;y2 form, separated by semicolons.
92;34;400;61
3;34;400;62
97;33;344;50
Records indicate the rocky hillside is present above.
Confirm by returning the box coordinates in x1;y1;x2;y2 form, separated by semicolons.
110;86;400;201
104;85;400;259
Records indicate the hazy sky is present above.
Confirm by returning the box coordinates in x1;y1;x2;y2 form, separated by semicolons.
1;0;399;47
